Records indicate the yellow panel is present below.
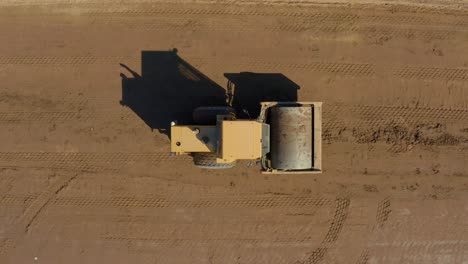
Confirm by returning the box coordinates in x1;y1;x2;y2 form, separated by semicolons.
221;121;263;161
171;126;217;153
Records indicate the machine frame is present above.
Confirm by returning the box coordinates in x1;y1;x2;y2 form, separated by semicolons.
170;102;322;174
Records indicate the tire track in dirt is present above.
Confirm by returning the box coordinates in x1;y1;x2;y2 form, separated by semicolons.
0;152;187;173
2;5;468;44
20;174;78;232
0;173;77;260
327;105;468;123
273;23;466;41
87;7;359;20
81;17;468;42
299;198;351;264
120;238;298;264
370;204;468;263
300;197;394;264
363;13;468;27
50;195;332;209
324;104;468;133
375;240;468;263
104;237;314;247
224;60;376;77
92;197;333;263
82;4;468;40
0;56;135;65
2;192;333;253
357;25;463;42
1;104;467;142
0;195;36;206
2;56;467;81
102;223;324;247
0;110;134;123
354;250;370;264
376;197;392;228
0;0;465;8
12;3;468;28
200;59;468;81
392;66;468;81
2;190;329;211
166;0;468;8
24;190;333;261
353;197;392;264
38;206;332;225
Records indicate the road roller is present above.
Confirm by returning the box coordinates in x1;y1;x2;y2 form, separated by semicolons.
170;102;322;173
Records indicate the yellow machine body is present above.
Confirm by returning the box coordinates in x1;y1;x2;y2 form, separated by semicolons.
219;121;264;163
170;102;322;173
171;121;265;163
171;126;217;153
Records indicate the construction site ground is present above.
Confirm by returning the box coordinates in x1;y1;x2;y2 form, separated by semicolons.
0;0;467;263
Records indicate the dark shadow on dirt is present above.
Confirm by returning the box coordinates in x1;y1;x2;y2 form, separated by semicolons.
225;72;299;118
120;49;226;137
120;49;300;137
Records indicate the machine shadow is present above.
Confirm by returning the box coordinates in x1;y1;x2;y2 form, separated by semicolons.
120;50;300;138
225;72;299;118
120;50;227;137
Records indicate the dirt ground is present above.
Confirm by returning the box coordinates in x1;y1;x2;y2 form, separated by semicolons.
0;0;467;263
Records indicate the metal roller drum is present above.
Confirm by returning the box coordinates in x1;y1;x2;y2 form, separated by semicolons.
270;106;313;170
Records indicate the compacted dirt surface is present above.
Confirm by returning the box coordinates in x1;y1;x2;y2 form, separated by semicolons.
0;0;467;263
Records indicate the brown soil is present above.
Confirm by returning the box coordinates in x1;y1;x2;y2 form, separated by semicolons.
0;1;467;263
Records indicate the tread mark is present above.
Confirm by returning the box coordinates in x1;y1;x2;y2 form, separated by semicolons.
50;196;332;209
0;105;467;133
300;198;351;264
0;56;136;65
80;11;468;41
0;173;77;260
353;197;392;263
323;104;468;133
355;250;370;264
0;195;35;205
302;247;327;264
0;110;134;123
1;56;467;82
0;152;188;173
4;2;468;31
376;197;392;228
392;66;468;81
323;198;351;243
76;4;468;29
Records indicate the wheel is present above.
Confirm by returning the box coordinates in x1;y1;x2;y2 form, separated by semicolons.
193;106;235;125
192;152;235;169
